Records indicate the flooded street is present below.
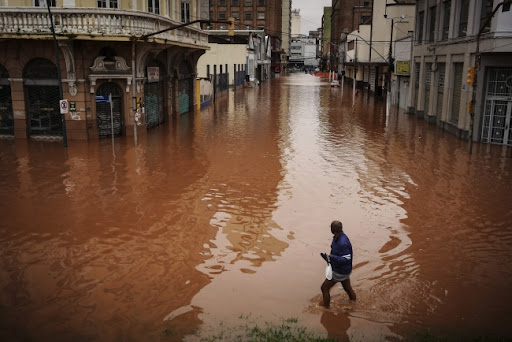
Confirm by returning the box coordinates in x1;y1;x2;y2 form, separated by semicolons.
1;73;512;341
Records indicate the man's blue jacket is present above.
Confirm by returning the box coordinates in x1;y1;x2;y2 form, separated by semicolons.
330;233;353;275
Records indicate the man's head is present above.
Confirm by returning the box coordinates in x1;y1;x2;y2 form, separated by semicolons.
330;220;343;236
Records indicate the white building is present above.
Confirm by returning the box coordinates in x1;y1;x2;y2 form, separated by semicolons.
288;37;319;70
291;9;301;38
411;0;512;147
340;0;415;95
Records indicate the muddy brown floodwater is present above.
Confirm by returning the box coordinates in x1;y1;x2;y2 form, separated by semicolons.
1;74;512;342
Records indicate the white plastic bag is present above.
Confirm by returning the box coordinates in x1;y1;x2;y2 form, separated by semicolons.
325;263;333;280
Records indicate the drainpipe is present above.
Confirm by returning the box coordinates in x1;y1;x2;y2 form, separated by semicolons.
369;0;374;62
131;40;138;146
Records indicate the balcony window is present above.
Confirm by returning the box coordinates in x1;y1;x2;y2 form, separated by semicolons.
35;0;56;6
360;15;371;24
257;12;265;20
148;0;160;14
181;0;190;23
97;0;118;8
245;0;252;6
417;11;424;44
428;6;436;42
481;0;494;33
442;0;451;40
458;0;469;37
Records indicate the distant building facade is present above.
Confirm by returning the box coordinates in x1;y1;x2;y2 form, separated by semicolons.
208;0;283;74
330;0;373;71
321;7;332;71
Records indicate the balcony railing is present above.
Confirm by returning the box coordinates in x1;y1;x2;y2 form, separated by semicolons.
0;7;208;47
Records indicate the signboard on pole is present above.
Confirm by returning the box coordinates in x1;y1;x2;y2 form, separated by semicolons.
95;95;110;103
395;60;410;76
147;67;159;83
59;99;69;114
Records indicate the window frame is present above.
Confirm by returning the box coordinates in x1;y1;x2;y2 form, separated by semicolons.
458;0;469;37
148;0;161;14
441;0;451;40
428;6;437;42
35;0;56;6
417;11;424;44
181;0;191;23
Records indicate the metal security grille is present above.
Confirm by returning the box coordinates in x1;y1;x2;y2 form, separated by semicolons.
481;68;512;145
424;63;432;115
0;64;13;135
450;63;463;125
23;58;62;136
369;68;376;92
96;82;123;137
435;63;446;122
178;62;193;115
145;80;164;129
415;62;420;108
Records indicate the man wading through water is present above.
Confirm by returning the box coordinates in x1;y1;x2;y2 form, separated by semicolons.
320;220;356;308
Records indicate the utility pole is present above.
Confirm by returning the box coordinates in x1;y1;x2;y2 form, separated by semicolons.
387;18;394;116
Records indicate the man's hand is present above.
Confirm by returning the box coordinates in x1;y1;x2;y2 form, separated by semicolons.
320;253;330;264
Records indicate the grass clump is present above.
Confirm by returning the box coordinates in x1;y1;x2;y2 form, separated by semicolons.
199;317;339;342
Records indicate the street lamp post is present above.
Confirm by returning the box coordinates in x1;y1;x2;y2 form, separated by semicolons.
46;0;67;147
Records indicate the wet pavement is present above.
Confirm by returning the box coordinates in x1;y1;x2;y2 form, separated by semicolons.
1;73;512;341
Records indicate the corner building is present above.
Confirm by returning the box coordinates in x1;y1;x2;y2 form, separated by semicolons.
0;0;209;141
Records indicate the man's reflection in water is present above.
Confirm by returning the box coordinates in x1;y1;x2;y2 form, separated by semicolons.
320;310;350;341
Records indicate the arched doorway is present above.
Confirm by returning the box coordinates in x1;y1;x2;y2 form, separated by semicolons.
0;64;14;135
144;60;166;128
178;61;193;115
96;82;123;138
23;58;62;137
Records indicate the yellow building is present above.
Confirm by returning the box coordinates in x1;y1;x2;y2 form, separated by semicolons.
0;0;209;141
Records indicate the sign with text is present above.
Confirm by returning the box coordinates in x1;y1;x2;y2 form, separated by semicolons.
95;95;111;103
395;60;410;76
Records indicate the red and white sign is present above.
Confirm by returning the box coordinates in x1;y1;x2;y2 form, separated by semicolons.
59;99;69;114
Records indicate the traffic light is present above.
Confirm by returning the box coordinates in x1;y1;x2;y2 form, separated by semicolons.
228;17;234;36
467;66;475;85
